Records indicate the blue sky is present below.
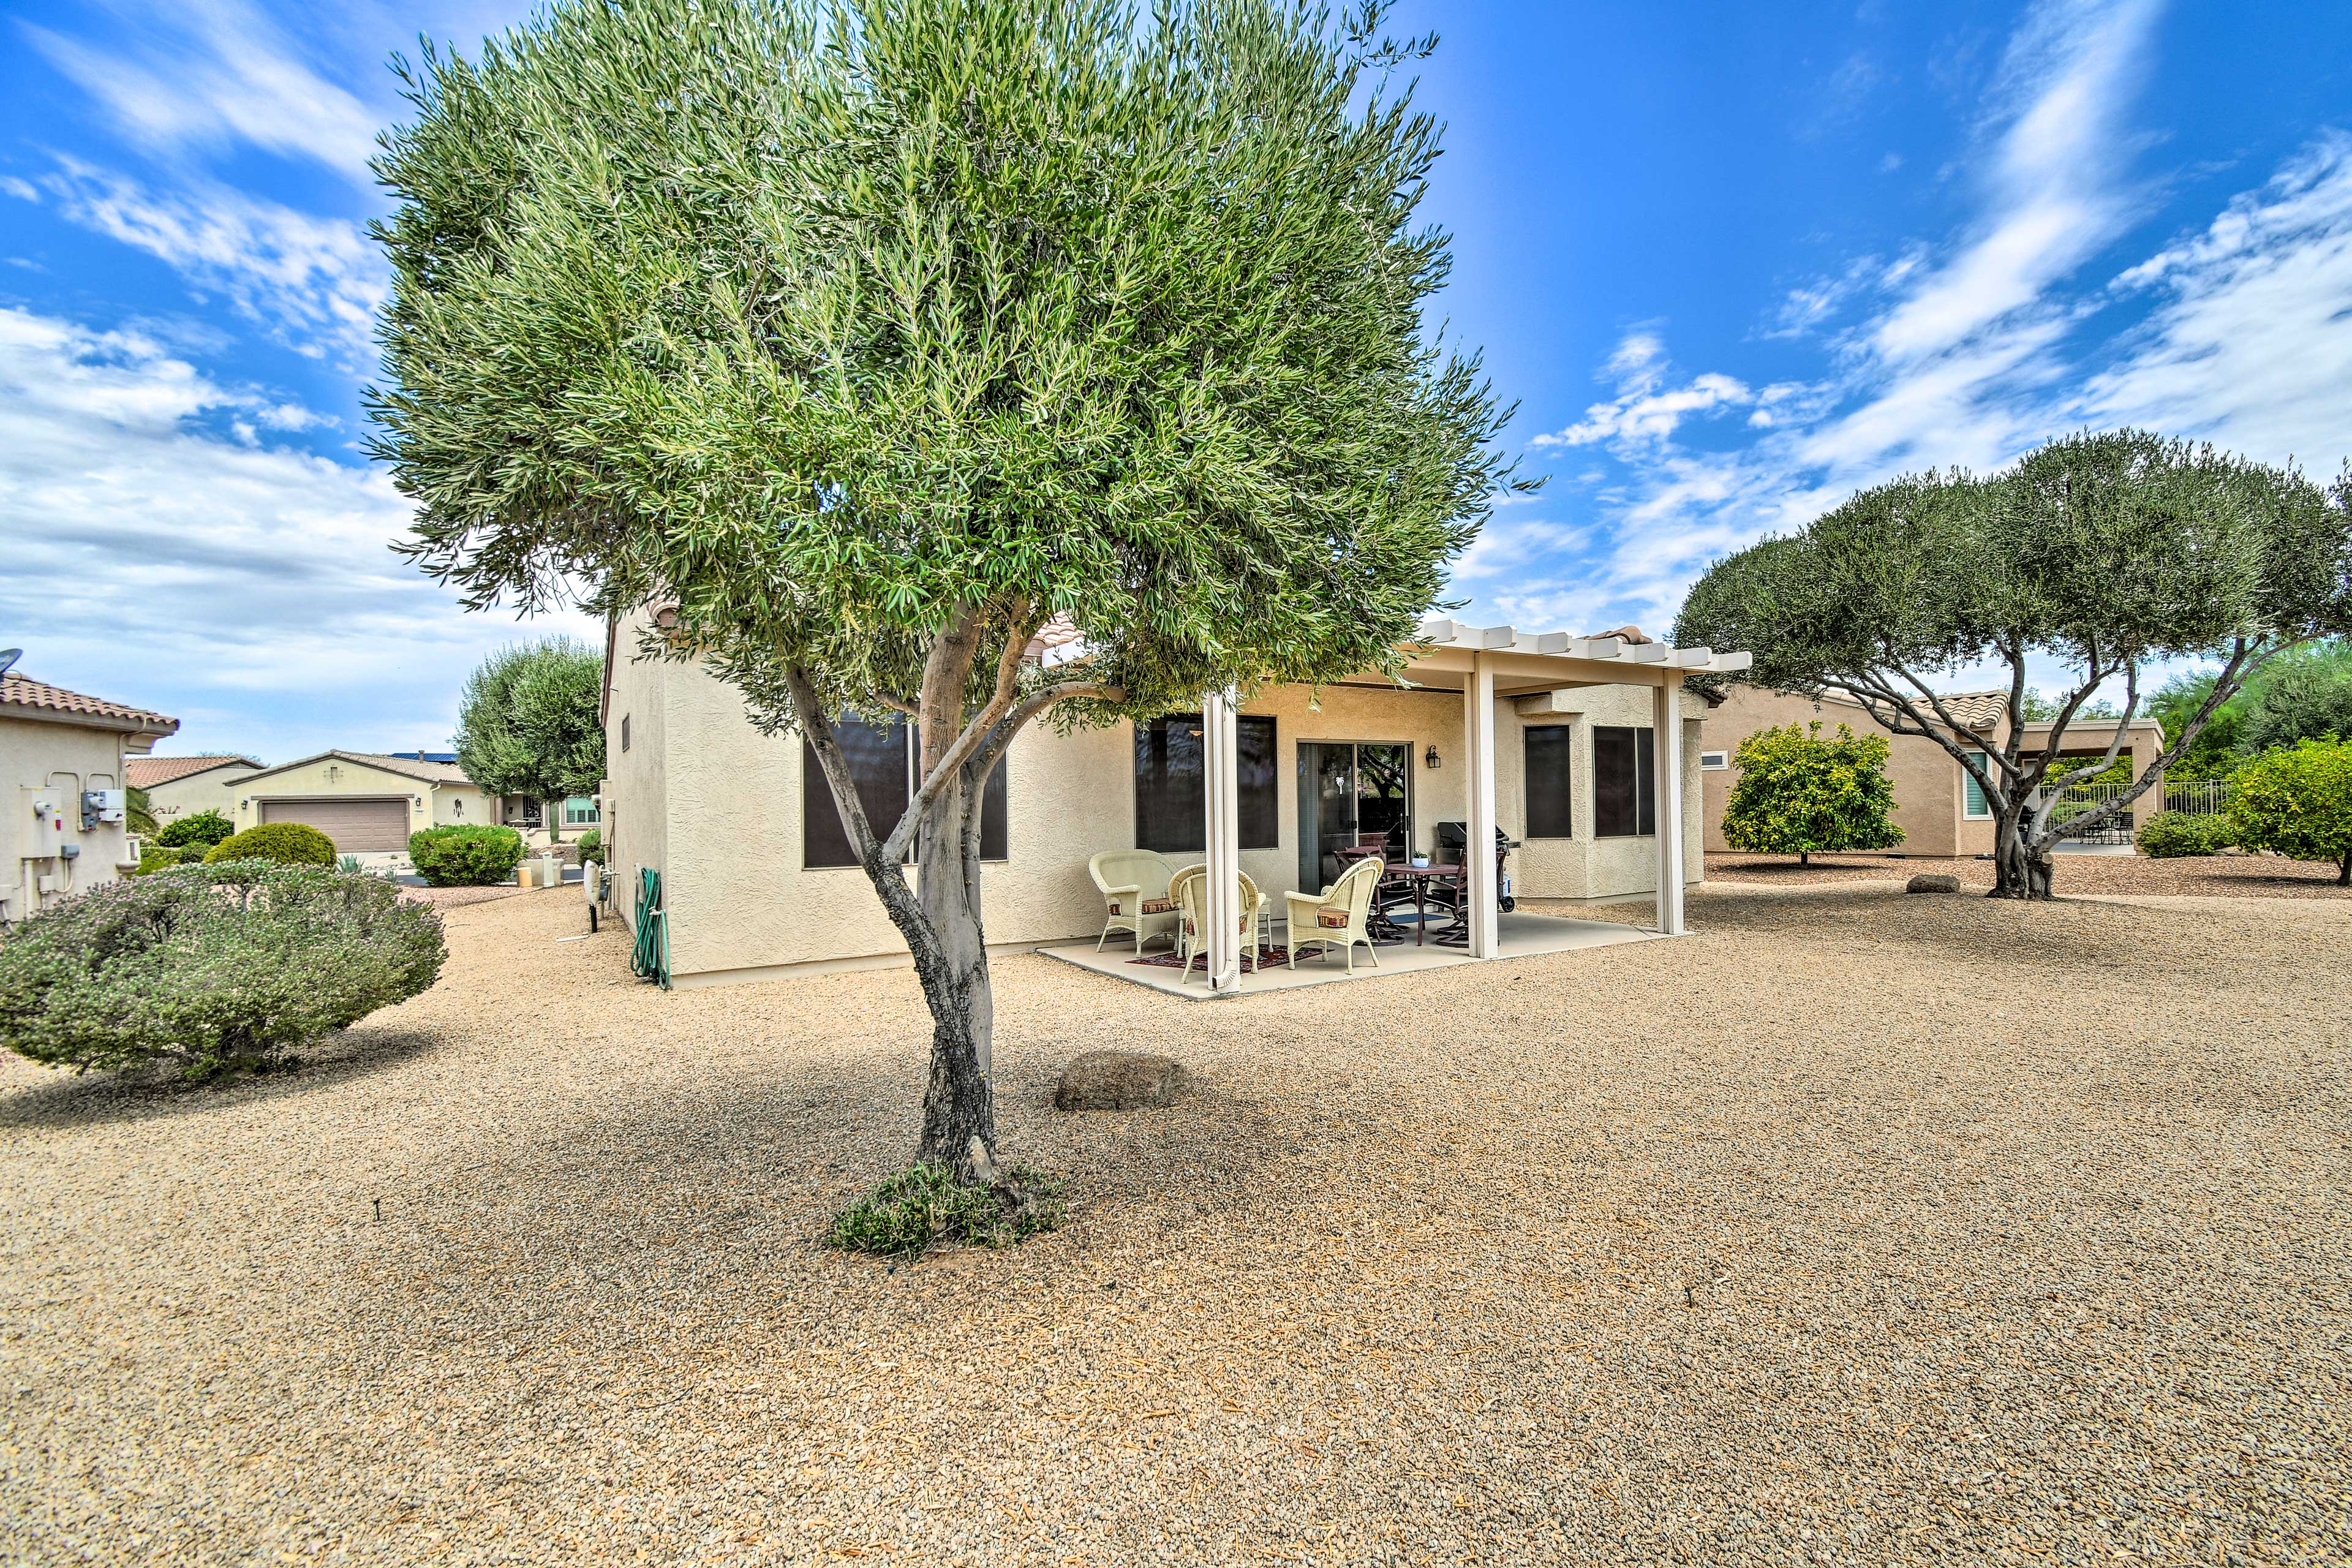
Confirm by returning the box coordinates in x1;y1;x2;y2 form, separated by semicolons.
2;0;2348;762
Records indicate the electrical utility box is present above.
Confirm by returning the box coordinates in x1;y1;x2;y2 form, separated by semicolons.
20;789;66;859
82;788;125;829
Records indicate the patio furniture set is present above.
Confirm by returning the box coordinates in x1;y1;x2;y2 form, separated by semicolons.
1089;831;1517;984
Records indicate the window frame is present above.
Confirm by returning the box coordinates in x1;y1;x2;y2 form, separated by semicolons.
562;796;601;827
801;715;1009;870
1521;724;1577;839
1133;713;1280;854
1698;750;1729;772
1591;725;1657;839
1964;752;1992;820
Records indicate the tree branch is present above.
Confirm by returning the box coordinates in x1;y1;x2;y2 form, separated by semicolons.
883;606;1043;866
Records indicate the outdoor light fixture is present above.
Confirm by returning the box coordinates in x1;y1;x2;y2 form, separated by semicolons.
1425;744;1441;770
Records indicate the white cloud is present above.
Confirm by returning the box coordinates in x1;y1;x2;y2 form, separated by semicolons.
0;306;595;760
2084;132;2352;470
23;0;382;181
22;159;385;368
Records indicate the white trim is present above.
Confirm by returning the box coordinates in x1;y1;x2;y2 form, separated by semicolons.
1202;687;1243;995
1652;682;1686;936
1463;654;1499;958
1699;750;1728;771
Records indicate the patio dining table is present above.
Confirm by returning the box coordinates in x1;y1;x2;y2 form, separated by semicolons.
1333;846;1462;946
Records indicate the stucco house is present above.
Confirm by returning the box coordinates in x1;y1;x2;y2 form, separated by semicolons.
602;612;1751;991
1697;685;2168;858
126;753;263;829
1;668;178;921
227;750;496;861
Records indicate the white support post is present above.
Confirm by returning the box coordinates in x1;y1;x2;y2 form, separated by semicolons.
1653;677;1686;936
1202;688;1243;993
1463;653;1500;958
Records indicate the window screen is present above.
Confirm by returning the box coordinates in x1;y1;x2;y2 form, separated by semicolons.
1134;714;1278;853
1591;725;1657;838
1523;726;1575;838
802;715;1009;869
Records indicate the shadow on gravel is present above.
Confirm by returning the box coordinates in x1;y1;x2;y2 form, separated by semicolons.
0;1027;445;1131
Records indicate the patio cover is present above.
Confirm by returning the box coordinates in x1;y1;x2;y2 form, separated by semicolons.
1188;619;1754;993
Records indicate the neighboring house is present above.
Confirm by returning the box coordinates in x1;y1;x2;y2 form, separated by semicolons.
1;671;178;921
227;750;495;861
126;753;263;827
377;749;600;846
603;610;1746;990
1697;685;2168;858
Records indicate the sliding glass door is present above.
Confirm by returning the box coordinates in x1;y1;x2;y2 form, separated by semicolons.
1297;742;1412;889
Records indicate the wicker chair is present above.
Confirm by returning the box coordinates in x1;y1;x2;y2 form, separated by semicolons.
1284;856;1384;973
1169;864;1267;983
1089;849;1180;954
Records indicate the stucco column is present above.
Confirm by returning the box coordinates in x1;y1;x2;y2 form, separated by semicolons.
1463;654;1499;958
1653;679;1686;935
1202;687;1243;994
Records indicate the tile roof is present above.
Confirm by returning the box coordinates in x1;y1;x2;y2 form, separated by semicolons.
0;674;179;733
126;753;262;788
1820;687;2009;731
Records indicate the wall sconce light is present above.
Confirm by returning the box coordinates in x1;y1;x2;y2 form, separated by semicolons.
1424;744;1441;770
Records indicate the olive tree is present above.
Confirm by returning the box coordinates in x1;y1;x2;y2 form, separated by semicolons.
1676;433;2351;899
371;0;1516;1181
454;637;606;818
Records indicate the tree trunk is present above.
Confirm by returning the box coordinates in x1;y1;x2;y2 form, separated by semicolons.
1988;812;2056;900
2339;849;2349;887
1799;850;1810;867
910;764;997;1178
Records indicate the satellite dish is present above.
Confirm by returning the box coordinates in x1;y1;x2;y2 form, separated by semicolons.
0;649;20;679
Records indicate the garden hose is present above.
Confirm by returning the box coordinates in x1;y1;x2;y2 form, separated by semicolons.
630;867;670;990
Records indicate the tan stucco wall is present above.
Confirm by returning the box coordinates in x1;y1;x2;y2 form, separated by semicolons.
609;639;1711;984
231;758;492;850
145;763;260;826
1508;684;1708;902
1698;689;2168;858
1;713;138;919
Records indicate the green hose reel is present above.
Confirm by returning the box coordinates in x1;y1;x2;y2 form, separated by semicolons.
630;867;670;990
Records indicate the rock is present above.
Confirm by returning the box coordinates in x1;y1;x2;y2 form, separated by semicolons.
1906;873;1962;894
1054;1050;1189;1111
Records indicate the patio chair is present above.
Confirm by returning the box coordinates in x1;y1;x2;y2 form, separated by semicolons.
1284;856;1384;974
1169;864;1267;983
1090;849;1180;954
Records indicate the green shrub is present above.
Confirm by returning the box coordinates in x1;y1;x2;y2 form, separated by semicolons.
0;860;445;1081
205;821;337;867
1721;721;1904;865
2230;737;2352;884
132;845;195;876
2137;811;2234;858
827;1163;1066;1257
575;827;602;865
407;824;526;886
156;809;235;849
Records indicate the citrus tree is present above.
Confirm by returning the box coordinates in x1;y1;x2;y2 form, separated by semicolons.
1677;434;2351;899
1720;722;1903;866
370;0;1518;1183
2230;738;2352;884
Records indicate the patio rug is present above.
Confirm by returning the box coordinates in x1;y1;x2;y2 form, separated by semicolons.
1126;945;1292;974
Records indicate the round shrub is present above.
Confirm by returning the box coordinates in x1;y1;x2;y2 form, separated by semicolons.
0;860;445;1081
156;809;235;849
205;821;337;867
575;827;602;865
2137;811;2234;858
132;845;195;876
408;824;526;886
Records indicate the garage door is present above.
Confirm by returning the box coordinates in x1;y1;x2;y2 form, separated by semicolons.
260;797;411;853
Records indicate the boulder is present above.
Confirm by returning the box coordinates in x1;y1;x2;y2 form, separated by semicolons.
1054;1050;1189;1111
1905;873;1962;894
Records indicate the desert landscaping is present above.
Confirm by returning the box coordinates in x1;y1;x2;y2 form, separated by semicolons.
4;883;2345;1566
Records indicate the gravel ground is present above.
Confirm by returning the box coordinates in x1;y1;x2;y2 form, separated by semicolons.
398;884;529;910
1705;850;2352;899
3;885;2346;1567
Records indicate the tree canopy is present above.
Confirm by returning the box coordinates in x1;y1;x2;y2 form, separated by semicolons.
1675;431;2351;897
369;0;1515;1180
454;638;606;802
